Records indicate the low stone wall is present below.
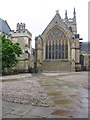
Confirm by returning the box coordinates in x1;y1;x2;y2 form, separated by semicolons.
41;60;71;71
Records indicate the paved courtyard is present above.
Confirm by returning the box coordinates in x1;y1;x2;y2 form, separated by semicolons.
1;71;88;118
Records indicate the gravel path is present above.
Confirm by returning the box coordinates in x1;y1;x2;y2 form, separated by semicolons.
2;78;53;107
43;72;88;89
57;72;88;89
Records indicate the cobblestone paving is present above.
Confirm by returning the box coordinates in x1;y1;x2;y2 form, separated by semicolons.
2;72;88;118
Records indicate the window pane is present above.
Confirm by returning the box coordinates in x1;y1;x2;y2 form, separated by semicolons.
59;42;61;59
65;43;68;59
52;42;54;59
46;43;48;59
56;42;57;59
49;43;51;59
62;44;64;59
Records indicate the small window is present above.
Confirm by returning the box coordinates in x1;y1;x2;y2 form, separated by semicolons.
69;26;72;32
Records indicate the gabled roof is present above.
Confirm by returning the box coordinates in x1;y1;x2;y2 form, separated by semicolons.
41;13;61;35
0;18;11;35
41;12;73;39
80;42;90;51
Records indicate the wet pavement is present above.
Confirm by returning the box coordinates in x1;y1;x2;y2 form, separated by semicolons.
2;72;88;118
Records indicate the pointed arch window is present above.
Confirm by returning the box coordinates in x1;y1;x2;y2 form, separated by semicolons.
45;27;69;60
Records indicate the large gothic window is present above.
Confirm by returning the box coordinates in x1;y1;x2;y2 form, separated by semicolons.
45;27;69;60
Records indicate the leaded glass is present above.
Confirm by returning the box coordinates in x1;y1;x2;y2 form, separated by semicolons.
46;42;48;59
47;27;66;41
49;43;51;59
56;42;58;59
65;42;68;59
46;27;68;60
52;42;54;59
59;42;61;59
62;43;64;59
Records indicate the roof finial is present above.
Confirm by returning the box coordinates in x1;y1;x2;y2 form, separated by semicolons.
73;7;76;18
65;10;68;19
56;9;59;14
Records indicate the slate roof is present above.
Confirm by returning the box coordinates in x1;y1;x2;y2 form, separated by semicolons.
0;18;11;35
80;42;90;51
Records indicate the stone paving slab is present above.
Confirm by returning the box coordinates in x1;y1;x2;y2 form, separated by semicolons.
2;107;13;116
63;103;81;111
21;114;42;118
3;113;21;118
52;99;72;105
47;114;71;118
11;105;35;116
72;109;88;118
2;101;26;110
23;107;56;117
51;109;73;117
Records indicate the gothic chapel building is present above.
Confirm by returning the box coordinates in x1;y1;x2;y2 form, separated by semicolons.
35;9;81;71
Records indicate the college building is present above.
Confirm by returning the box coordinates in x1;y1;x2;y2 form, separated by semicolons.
0;9;90;72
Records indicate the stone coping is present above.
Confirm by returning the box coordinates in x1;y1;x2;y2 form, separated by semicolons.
0;73;32;80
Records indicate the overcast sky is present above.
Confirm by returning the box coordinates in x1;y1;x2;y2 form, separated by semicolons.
0;0;89;48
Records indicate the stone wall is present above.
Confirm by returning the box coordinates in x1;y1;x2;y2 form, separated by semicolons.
41;60;71;71
9;23;33;72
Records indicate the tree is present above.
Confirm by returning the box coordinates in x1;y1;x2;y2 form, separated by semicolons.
1;34;22;70
0;35;2;72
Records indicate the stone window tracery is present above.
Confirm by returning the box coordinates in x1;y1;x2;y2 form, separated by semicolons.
45;27;68;60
